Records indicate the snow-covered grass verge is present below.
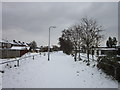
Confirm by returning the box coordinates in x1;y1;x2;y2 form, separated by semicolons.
1;51;119;88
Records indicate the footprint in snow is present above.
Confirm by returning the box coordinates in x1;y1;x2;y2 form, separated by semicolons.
76;71;79;76
77;74;79;76
17;72;20;74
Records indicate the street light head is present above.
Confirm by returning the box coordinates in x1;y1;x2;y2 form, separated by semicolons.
52;26;56;28
53;26;56;28
49;26;56;29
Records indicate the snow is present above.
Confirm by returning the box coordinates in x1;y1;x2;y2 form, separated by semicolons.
94;47;118;51
117;55;120;57
1;51;118;88
10;46;29;50
0;39;9;43
10;42;19;45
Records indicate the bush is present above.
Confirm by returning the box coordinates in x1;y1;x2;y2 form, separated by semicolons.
97;56;120;82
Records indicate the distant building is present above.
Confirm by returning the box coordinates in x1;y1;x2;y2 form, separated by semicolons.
0;39;12;48
93;47;119;56
34;47;40;53
0;39;30;59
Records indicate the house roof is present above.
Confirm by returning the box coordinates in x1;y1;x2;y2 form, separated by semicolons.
10;42;19;45
0;39;28;46
11;46;27;50
35;48;40;50
10;46;30;50
0;39;10;44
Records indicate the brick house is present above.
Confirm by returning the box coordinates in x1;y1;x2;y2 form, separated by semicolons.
0;39;30;59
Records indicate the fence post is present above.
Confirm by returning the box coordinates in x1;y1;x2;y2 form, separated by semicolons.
115;67;117;79
17;60;19;67
118;83;120;90
114;67;118;80
33;56;34;60
39;52;41;57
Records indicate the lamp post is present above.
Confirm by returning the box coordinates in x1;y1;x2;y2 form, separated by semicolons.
48;26;56;61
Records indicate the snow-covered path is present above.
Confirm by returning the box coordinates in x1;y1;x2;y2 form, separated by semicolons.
2;52;118;88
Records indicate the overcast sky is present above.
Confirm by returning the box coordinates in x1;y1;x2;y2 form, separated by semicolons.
2;2;118;46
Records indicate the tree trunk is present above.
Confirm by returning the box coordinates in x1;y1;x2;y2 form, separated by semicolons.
78;47;81;61
92;54;94;61
87;49;90;65
92;50;94;61
74;48;77;61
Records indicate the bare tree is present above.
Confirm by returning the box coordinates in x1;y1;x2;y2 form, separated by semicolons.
80;17;103;65
59;17;103;63
62;26;83;61
72;25;83;61
68;28;77;61
60;28;79;61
